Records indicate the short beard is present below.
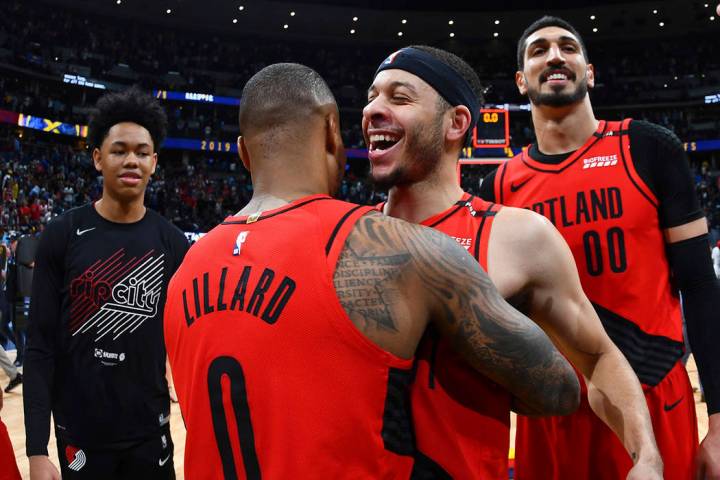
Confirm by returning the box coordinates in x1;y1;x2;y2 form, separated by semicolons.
370;112;444;191
528;75;589;107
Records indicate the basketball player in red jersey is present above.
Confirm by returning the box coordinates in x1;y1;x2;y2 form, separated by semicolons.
0;391;21;480
164;63;580;479
364;46;661;479
479;16;720;479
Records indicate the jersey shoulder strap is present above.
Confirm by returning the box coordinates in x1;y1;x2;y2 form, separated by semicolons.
321;201;376;271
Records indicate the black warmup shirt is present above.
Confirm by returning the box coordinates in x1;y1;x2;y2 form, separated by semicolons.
24;203;189;455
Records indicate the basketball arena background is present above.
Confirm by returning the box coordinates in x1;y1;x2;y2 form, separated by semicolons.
0;0;718;478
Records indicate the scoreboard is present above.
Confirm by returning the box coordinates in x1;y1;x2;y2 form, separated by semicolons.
472;108;509;148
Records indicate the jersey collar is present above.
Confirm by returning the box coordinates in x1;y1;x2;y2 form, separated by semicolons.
522;120;607;173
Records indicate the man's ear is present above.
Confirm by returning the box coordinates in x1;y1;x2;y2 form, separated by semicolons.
446;105;472;145
237;136;251;172
516;71;528;95
325;111;343;156
92;147;102;172
586;64;595;89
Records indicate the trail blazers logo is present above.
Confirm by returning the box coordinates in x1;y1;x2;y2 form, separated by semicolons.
70;249;164;341
65;446;86;471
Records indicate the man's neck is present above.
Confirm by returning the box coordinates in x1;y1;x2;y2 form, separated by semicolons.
531;98;599;155
94;193;146;223
236;192;302;217
384;163;464;225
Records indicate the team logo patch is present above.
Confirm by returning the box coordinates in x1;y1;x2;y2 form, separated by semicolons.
233;231;250;256
65;445;87;471
383;49;403;65
583;154;618;169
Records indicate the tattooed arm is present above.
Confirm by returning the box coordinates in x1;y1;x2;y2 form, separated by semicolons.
334;212;580;416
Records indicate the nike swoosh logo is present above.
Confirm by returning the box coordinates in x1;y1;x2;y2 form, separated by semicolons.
76;227;96;236
510;177;533;192
159;454;171;467
663;396;683;412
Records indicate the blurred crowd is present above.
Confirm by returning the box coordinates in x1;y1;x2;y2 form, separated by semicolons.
0;0;718;239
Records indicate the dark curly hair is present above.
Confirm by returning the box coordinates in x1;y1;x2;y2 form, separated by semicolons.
87;86;168;150
517;16;588;70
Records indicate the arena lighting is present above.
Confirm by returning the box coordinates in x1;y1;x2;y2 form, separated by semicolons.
449;32;455;37
659;21;665;26
652;9;658;14
350;29;355;34
493;32;499;37
448;19;454;25
290;11;295;16
166;8;171;14
283;24;288;29
494;19;500;25
593;27;598;32
401;19;407;24
711;16;716;20
352;16;358;21
116;0;121;4
398;31;403;36
590;15;596;20
238;5;244;11
232;18;237;23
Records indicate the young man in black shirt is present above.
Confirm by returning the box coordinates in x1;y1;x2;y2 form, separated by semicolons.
24;87;189;480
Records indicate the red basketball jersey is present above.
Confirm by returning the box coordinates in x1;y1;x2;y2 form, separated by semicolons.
494;119;684;386
384;193;512;479
165;194;415;480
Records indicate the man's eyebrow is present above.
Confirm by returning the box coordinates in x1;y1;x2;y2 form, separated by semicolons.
367;81;419;96
528;35;580;49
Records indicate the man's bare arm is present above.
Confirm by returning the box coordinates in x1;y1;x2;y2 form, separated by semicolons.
494;208;661;473
334;212;580;416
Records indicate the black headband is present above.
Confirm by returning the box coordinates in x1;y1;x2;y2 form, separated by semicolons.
375;47;480;130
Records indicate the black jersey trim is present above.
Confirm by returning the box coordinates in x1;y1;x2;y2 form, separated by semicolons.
410;450;453;479
618;130;658;209
591;302;683;386
472;203;495;262
221;197;333;225
521;121;609;174
498;161;508;204
382;367;415;457
427;328;441;390
427;203;465;228
325;205;367;256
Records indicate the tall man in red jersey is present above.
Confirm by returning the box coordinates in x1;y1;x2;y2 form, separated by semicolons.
163;63;581;480
479;16;720;479
364;45;661;479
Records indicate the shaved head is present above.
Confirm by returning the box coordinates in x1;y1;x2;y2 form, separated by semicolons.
238;63;337;136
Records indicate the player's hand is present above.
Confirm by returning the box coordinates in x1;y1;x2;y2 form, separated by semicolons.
696;414;720;480
29;455;60;480
626;455;663;480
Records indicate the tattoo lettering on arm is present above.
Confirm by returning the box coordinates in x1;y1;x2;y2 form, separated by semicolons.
335;212;579;414
334;242;410;333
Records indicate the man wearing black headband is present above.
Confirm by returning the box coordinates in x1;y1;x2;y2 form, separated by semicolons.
365;45;661;479
164;62;580;479
479;16;720;479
